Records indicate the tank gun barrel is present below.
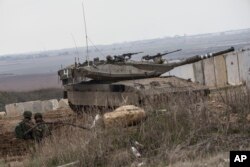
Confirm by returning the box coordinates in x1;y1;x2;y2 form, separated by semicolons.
121;52;143;57
161;49;182;56
113;52;143;62
142;49;182;60
170;47;235;67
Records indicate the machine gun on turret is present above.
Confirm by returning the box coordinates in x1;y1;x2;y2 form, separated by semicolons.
113;52;143;62
142;49;182;63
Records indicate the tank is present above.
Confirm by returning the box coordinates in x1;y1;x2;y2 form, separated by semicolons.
58;47;234;111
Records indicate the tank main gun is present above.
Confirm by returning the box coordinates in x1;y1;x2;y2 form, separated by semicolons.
142;49;182;61
113;52;143;62
168;47;235;67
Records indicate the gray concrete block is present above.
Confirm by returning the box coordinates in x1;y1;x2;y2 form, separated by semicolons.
193;61;204;85
58;99;69;109
203;58;216;87
214;55;227;87
226;53;241;85
32;101;43;113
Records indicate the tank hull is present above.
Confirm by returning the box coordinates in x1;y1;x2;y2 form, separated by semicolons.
63;76;210;112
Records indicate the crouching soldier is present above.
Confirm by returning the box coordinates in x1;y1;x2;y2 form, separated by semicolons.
15;111;35;140
33;113;51;142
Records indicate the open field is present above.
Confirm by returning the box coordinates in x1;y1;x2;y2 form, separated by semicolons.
0;73;61;92
0;86;249;166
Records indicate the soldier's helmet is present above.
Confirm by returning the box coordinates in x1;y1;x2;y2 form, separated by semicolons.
23;111;32;119
106;55;113;61
34;113;43;120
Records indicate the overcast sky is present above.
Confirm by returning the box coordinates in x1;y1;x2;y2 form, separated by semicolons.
0;0;250;55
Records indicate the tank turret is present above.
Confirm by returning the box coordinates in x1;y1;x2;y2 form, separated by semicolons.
61;47;234;81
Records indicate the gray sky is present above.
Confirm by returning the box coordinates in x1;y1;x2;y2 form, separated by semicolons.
0;0;250;55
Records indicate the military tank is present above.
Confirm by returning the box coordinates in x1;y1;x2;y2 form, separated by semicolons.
58;47;234;111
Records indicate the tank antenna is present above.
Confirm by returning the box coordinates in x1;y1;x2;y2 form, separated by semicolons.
82;1;89;66
71;33;80;61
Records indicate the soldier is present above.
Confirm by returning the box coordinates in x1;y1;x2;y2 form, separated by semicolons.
15;111;35;140
33;113;51;142
106;55;114;63
152;53;164;64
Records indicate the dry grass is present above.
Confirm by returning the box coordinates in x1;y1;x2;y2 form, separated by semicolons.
25;87;250;167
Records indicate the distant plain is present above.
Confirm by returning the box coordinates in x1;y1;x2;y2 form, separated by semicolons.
0;28;250;91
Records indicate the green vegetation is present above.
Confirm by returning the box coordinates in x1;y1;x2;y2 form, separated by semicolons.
25;87;250;167
0;88;63;111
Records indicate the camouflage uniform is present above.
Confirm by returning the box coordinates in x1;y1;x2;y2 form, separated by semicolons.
153;54;164;64
106;55;114;63
33;113;51;142
15;111;35;139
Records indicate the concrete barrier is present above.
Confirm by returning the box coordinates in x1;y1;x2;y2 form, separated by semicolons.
247;67;250;91
203;58;216;87
42;99;59;112
33;101;43;113
226;53;241;85
5;99;59;117
42;100;53;112
193;61;204;85
50;99;59;110
24;101;34;113
58;99;69;108
5;103;23;117
214;55;227;86
167;64;195;81
238;50;250;82
0;112;6;118
166;47;250;88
